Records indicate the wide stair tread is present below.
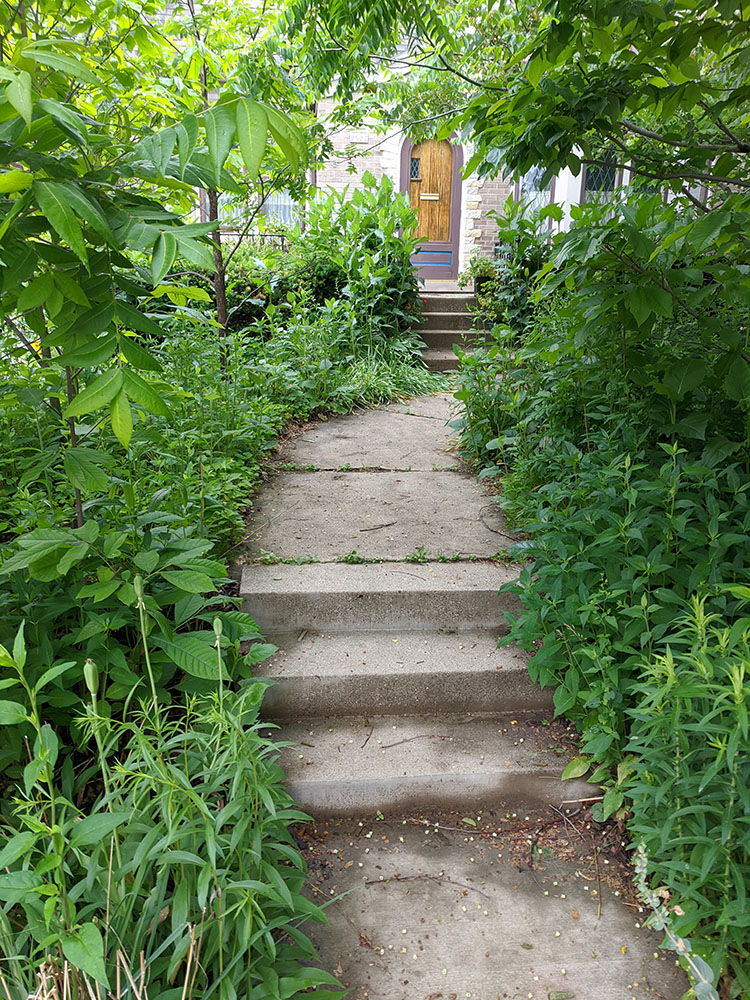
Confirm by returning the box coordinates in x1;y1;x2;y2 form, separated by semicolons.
271;713;592;816
260;628;552;718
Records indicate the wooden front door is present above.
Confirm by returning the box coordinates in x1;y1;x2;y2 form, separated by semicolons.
402;138;462;280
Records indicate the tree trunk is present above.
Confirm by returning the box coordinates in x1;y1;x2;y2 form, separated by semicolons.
206;189;229;365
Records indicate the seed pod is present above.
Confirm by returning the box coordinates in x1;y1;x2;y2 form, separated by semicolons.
213;616;223;638
83;658;99;697
133;574;144;601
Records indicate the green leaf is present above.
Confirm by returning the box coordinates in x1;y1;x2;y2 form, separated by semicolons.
110;389;132;449
76;579;120;602
0;168;32;193
0;832;37;869
204;104;236;187
35;661;76;691
601;787;624;820
115;302;164;339
6;70;32;125
265;105;304;173
176;113;199;178
62;447;110;492
151;231;177;285
627;286;654;327
63;369;123;418
119;335;161;371
121;369;170;417
18;273;55;312
152;634;224;679
25;45;99;85
663;359;707;400
34;181;87;264
0;701;27;725
63;184;115;243
134;550;159;572
61;923;109;987
69;812;130;849
174;232;214;270
55;334;117;368
561;756;590;780
723;358;750;403
161;570;216;594
0;871;43;904
243;642;277;665
236;98;267;183
674;412;709;440
12;623;25;670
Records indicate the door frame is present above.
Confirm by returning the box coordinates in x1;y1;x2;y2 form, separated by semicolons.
400;137;463;281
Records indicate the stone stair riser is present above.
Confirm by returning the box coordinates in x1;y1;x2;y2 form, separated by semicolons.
419;311;475;332
261;669;553;719
423;352;462;372
419;330;477;350
284;773;594;817
421;293;475;313
243;588;518;634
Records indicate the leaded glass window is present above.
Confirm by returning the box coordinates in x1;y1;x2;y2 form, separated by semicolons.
410;157;421;180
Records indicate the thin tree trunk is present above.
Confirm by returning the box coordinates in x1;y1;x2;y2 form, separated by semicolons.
206;189;230;366
65;366;84;528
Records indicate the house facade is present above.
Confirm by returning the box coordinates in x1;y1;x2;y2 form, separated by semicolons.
263;99;625;282
312;98;512;281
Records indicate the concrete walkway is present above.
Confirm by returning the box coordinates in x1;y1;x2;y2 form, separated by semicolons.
239;394;687;1000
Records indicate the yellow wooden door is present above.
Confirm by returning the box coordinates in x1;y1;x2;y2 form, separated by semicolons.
409;139;453;242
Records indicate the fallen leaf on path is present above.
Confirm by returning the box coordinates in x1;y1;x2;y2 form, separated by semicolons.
358;931;374;949
550;993;576;1000
571;907;579;921
334;957;343;977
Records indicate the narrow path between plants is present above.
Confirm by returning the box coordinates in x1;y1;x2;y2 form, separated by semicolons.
238;391;688;1000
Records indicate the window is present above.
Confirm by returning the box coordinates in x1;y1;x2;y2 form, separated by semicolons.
581;157;620;202
516;166;553;212
261;190;298;227
410;157;421;180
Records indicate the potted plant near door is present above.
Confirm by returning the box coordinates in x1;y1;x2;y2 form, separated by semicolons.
457;253;499;296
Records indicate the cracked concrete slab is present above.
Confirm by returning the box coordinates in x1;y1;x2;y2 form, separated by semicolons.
301;819;688;1000
386;392;457;420
245;471;511;561
278;404;461;470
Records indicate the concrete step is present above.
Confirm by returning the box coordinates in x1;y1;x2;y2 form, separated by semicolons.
301;817;689;1000
419;330;476;351
240;562;520;634
244;470;512;562
419;310;475;332
421;293;474;313
422;349;468;371
271;714;595;816
276;401;460;471
260;629;552;718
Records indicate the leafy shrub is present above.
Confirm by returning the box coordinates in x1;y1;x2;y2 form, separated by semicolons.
0;632;341;999
454;190;750;992
302;171;422;340
626;599;750;992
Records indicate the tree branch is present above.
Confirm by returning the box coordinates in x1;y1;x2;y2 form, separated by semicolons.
621;118;734;152
585;158;750;190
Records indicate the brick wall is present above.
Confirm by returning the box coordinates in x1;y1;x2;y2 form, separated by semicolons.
314;98;386;193
462;174;513;261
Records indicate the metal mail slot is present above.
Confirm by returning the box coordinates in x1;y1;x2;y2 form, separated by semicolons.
419;193;440;201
